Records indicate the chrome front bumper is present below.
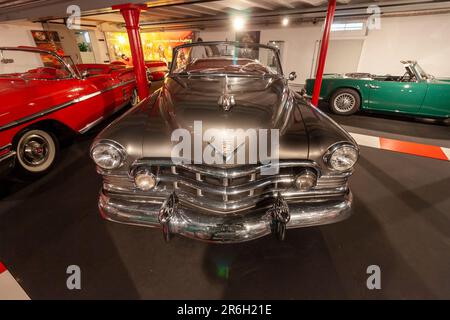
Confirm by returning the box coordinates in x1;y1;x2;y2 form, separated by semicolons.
99;189;353;243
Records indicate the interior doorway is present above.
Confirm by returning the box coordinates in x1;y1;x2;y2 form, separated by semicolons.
74;30;96;63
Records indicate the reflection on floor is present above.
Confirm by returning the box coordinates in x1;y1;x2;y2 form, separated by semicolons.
317;101;450;148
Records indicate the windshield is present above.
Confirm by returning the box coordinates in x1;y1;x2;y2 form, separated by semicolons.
0;49;72;80
171;42;282;76
414;63;433;80
63;55;81;78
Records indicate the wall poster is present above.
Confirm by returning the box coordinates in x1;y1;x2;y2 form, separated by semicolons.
30;30;65;66
104;31;194;64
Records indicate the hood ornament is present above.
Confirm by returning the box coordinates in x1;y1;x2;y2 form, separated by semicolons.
218;73;235;111
218;94;235;112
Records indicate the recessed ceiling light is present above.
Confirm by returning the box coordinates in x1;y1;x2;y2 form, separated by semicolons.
233;16;245;31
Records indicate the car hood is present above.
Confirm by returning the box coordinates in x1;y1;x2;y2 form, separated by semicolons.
97;76;311;165
95;75;356;170
158;76;293;132
0;78;34;113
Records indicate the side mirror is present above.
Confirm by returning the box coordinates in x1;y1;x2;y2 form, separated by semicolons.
288;71;297;81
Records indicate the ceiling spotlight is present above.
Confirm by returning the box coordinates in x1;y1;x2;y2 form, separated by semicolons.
233;16;245;31
282;17;289;26
117;35;127;44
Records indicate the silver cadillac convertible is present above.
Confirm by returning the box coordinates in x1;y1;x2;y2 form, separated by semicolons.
90;41;359;243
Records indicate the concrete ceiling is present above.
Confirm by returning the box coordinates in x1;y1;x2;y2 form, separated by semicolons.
1;0;450;29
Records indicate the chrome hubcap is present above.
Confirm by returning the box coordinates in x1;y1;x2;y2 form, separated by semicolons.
131;90;139;106
20;134;49;166
334;93;356;112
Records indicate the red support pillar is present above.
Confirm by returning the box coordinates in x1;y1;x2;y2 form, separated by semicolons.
311;0;337;107
112;3;149;101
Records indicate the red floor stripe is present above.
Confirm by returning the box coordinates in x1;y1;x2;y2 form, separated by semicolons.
379;137;449;160
0;262;6;274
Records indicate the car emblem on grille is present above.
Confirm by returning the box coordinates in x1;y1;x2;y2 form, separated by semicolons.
218;94;235;111
208;137;244;162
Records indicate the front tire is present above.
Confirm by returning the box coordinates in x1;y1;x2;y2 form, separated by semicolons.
130;88;139;107
15;129;58;176
330;88;360;115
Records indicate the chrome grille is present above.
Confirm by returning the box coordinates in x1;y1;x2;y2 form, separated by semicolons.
102;160;350;213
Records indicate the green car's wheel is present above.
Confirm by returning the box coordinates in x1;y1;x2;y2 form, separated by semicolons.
330;88;360;115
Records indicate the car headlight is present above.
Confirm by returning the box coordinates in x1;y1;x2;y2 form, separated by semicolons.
294;169;317;191
134;168;157;191
90;141;126;170
324;143;359;171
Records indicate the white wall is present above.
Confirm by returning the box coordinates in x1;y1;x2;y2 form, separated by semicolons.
199;24;322;85
358;13;450;77
0;21;43;47
198;12;450;84
2;12;450;80
92;28;110;63
44;23;80;63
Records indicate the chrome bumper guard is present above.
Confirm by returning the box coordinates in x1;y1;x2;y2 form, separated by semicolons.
99;189;353;243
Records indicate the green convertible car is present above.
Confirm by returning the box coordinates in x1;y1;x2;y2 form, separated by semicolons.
304;61;450;122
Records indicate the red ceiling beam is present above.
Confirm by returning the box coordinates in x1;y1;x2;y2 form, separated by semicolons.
112;3;149;101
311;0;336;107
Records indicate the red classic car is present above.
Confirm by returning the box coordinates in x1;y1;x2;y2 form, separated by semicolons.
111;60;168;81
144;60;168;81
0;46;138;176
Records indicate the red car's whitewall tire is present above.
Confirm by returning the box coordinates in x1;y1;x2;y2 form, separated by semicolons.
131;89;139;107
15;129;59;175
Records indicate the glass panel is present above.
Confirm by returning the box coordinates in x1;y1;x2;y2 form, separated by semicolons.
172;43;282;76
331;22;364;31
75;31;93;52
267;41;284;68
0;49;71;80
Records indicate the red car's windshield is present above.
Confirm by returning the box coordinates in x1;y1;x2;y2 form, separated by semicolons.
0;49;72;80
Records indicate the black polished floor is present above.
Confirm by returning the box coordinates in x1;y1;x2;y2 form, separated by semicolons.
0;95;449;299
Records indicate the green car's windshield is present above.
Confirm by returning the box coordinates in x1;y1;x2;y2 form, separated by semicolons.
414;63;434;80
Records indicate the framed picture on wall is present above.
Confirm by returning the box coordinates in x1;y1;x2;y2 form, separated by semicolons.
235;31;260;44
235;31;260;59
104;30;194;64
31;30;61;44
30;30;65;66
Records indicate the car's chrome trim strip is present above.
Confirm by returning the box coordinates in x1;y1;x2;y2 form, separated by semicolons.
0;80;135;133
100;159;349;213
0;150;15;163
78;99;130;134
0;143;12;153
78;116;104;134
129;159;322;179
